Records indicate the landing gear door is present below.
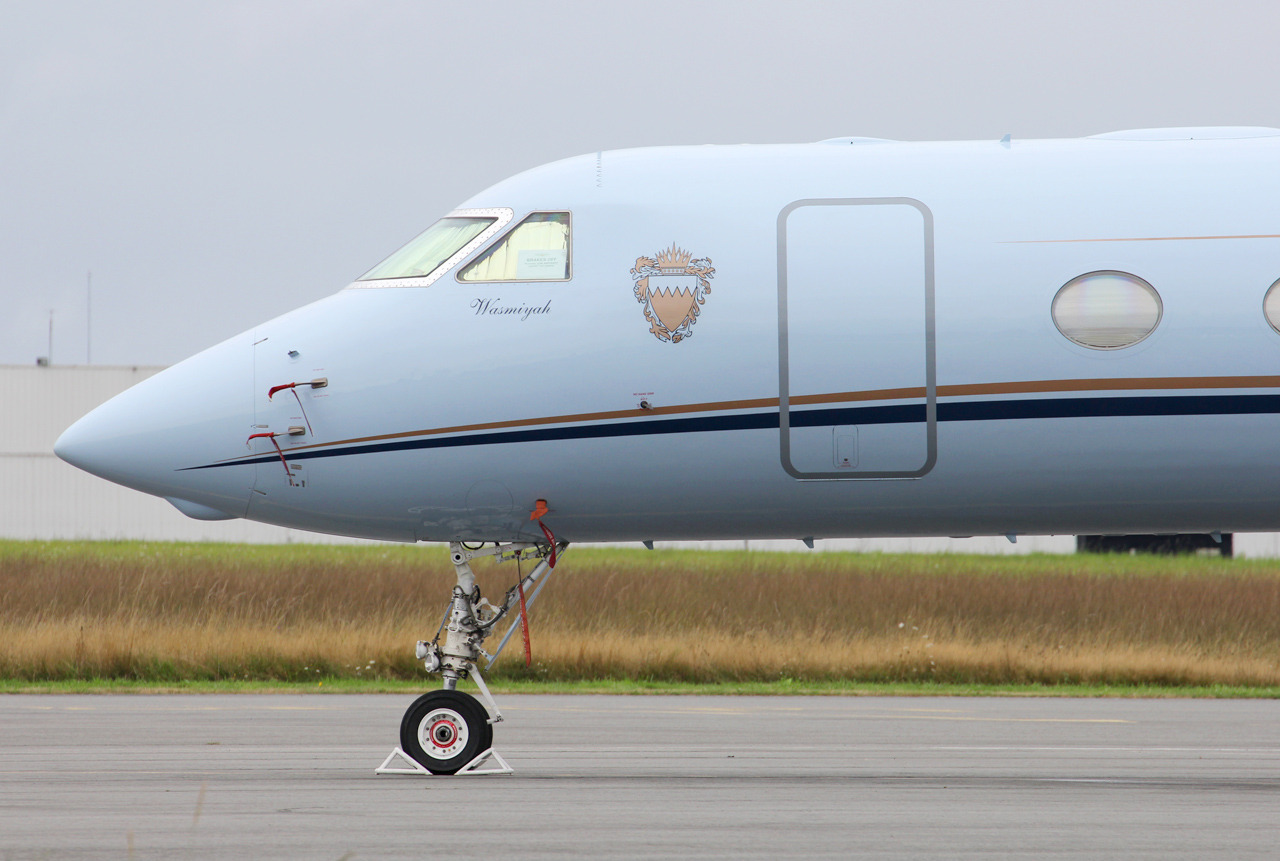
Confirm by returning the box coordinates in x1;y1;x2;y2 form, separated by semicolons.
778;198;936;479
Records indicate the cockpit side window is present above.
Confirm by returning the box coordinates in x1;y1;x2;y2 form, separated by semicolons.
353;208;513;287
458;212;571;282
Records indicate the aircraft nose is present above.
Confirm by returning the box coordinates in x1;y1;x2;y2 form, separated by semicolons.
55;332;257;519
53;411;113;476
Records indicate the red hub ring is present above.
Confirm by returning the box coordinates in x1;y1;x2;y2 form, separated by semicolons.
429;718;458;749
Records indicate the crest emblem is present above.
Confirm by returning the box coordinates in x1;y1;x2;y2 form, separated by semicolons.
630;244;715;343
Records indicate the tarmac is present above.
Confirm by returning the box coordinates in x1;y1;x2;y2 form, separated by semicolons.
1;694;1277;859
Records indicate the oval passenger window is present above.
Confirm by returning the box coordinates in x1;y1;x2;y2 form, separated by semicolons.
1263;278;1280;335
1051;271;1162;350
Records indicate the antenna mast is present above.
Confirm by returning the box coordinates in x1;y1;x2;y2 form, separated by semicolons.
86;271;92;365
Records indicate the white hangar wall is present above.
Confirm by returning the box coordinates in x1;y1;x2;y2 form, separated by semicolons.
6;365;1280;556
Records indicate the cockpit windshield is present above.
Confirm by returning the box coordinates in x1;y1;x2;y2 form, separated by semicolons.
357;216;495;281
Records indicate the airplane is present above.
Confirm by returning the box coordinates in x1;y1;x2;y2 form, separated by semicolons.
55;126;1280;773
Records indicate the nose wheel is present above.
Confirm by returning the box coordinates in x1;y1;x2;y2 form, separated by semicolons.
400;690;493;774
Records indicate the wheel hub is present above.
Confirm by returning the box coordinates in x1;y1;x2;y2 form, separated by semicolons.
420;708;468;759
431;719;457;745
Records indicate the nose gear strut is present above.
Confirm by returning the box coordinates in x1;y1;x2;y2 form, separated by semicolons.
378;532;567;776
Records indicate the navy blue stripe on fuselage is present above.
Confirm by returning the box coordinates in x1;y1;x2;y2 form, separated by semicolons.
188;392;1280;471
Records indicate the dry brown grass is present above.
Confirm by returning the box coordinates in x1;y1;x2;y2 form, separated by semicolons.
3;541;1279;685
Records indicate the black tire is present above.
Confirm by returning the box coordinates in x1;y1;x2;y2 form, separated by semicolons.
399;690;493;775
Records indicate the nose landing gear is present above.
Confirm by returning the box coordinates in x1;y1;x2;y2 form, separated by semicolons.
377;537;566;776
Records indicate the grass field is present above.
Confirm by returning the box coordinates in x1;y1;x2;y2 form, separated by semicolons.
3;540;1279;689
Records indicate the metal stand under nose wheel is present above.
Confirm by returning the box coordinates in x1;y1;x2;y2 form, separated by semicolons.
400;690;493;775
376;533;566;777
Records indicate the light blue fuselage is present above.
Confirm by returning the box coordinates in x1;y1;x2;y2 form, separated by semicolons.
56;131;1280;543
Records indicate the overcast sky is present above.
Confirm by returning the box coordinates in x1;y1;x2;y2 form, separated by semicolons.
4;0;1279;367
